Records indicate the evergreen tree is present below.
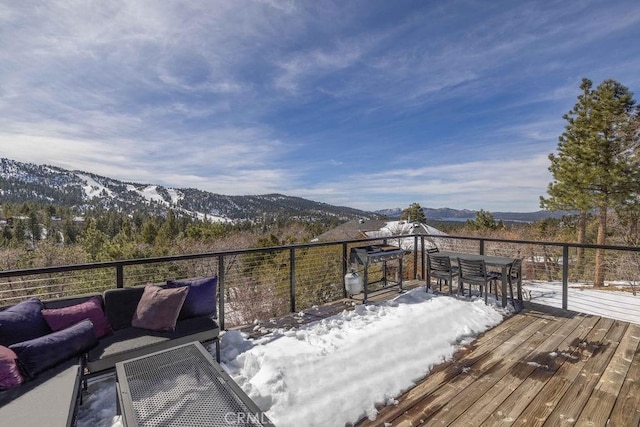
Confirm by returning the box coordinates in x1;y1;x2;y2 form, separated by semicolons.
540;79;594;274
45;204;57;218
28;211;41;242
12;219;26;245
80;219;108;261
400;203;427;223
466;209;500;230
140;219;159;245
62;218;79;244
614;111;640;241
541;78;639;286
156;210;180;244
43;215;55;242
1;224;12;245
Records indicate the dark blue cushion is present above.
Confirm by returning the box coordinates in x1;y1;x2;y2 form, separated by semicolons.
166;276;217;319
9;319;98;378
0;298;50;347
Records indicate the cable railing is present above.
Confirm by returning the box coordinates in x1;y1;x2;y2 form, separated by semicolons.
1;234;639;328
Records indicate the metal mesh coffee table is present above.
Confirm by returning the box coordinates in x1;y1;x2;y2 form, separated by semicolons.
115;342;274;427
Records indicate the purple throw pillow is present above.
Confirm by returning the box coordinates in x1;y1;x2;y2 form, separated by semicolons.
131;285;188;332
0;345;24;389
0;298;50;347
42;296;113;338
166;276;218;319
10;319;97;379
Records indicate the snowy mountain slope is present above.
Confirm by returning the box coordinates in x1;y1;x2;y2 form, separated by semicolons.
0;158;377;223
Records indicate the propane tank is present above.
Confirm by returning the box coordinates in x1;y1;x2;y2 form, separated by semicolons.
344;270;363;295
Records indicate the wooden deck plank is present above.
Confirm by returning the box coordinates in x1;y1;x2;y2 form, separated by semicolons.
576;322;640;426
358;309;548;427
448;311;591;426
608;324;640;426
389;312;560;426
541;320;628;426
510;316;616;426
423;310;576;426
479;314;600;427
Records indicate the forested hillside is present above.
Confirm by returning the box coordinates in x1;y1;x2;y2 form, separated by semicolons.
0;158;378;223
0;201;335;271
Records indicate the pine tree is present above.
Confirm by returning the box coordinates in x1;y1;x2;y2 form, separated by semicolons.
614;110;640;242
400;203;427;223
28;211;41;242
12;219;26;245
1;224;12;245
541;78;639;286
80;219;108;261
62;218;79;244
466;209;500;230
141;219;159;245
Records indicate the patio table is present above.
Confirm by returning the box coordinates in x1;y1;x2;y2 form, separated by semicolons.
435;252;522;309
115;341;274;427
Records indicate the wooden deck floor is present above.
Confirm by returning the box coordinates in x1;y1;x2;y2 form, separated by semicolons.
239;281;640;426
358;302;640;427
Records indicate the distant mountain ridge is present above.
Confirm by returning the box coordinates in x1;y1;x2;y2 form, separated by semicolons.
375;207;572;223
0;158;379;223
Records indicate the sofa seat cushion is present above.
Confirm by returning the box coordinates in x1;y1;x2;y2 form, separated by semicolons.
85;316;220;373
0;358;82;427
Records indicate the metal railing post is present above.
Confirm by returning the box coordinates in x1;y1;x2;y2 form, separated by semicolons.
413;235;418;279
479;239;485;255
342;243;348;298
116;264;124;288
290;248;296;313
218;255;225;330
562;244;569;310
420;236;426;281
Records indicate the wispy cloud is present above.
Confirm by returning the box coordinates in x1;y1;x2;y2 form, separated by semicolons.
296;154;553;211
1;0;638;212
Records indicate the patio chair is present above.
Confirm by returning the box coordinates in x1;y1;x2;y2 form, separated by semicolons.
457;258;500;303
492;258;523;305
427;254;458;294
426;247;439;254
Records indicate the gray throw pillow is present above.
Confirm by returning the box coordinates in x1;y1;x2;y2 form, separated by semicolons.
131;285;188;332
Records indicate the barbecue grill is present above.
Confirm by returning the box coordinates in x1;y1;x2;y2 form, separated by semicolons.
348;244;405;303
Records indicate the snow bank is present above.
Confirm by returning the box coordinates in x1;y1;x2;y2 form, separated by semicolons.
221;288;505;426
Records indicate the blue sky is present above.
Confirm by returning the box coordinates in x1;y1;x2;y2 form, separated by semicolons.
1;0;639;212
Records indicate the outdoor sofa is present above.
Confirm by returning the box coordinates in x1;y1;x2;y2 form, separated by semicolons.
0;276;220;427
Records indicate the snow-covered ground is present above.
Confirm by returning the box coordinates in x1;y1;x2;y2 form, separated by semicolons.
77;173;114;199
76;288;506;427
76;282;640;427
523;280;640;324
